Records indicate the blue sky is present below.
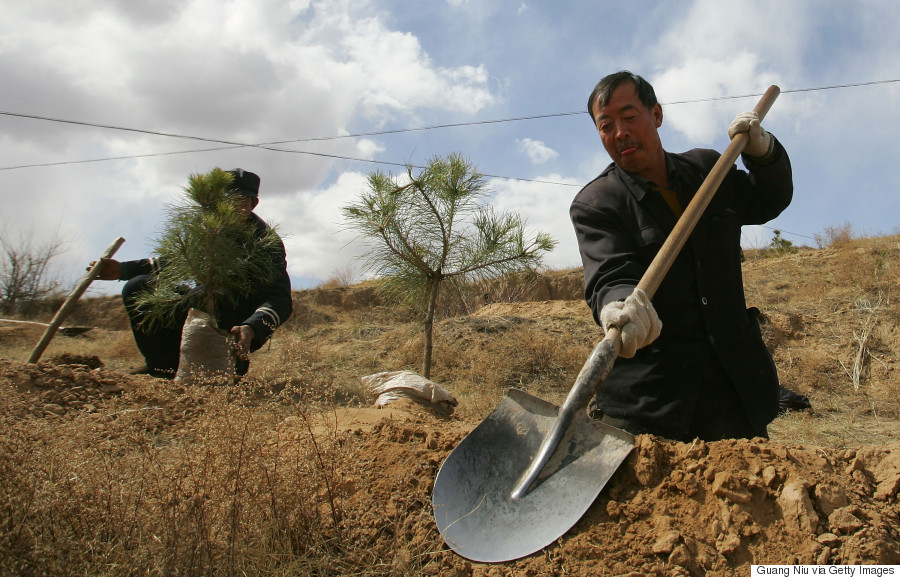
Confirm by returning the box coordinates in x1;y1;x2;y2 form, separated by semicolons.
2;0;899;295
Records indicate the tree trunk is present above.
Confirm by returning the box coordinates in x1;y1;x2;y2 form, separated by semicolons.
422;275;442;378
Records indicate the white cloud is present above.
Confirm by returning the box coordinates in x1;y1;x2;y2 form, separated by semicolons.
517;138;558;164
1;0;498;186
648;0;802;145
355;138;385;158
260;171;370;287
297;0;497;120
653;53;783;143
0;0;504;288
487;175;585;272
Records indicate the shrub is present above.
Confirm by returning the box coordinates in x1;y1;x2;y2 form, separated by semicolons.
814;222;855;249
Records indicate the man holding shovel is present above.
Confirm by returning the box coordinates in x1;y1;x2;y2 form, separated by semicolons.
570;71;793;442
90;169;293;379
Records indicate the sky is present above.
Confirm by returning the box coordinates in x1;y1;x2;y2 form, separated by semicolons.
2;0;899;297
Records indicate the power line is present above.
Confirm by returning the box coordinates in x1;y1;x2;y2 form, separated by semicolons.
4;82;869;243
0;110;584;146
743;223;819;245
0;138;574;186
2;77;898;174
658;78;900;105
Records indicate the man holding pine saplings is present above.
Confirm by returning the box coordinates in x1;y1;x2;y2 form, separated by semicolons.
91;168;293;380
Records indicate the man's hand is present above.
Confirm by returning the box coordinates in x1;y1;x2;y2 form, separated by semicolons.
230;324;255;360
600;289;662;358
88;258;122;280
727;111;774;158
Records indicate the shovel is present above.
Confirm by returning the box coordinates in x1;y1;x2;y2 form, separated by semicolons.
0;319;95;336
432;86;781;563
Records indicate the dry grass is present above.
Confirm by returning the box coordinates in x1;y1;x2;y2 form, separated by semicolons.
814;221;856;249
745;233;900;447
0;328;139;372
0;378;373;576
1;232;899;574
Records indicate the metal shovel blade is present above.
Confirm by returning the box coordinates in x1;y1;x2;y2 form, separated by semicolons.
58;326;95;337
0;319;94;337
432;388;634;563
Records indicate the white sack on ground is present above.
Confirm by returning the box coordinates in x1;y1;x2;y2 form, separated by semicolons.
362;370;458;414
175;308;235;384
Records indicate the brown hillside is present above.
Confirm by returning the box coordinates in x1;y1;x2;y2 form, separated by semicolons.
0;234;898;575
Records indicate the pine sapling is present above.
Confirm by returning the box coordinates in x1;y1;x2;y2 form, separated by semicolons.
131;168;283;332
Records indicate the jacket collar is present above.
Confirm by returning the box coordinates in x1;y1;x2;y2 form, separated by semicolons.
614;153;682;230
614;153;680;193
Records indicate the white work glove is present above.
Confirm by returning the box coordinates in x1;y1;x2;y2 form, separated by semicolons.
727;111;774;158
599;288;662;358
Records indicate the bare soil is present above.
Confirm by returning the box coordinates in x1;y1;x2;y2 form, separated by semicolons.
1;234;899;575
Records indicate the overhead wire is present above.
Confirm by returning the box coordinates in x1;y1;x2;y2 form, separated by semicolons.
3;78;897;155
2;77;898;173
0;111;583;179
2;78;898;241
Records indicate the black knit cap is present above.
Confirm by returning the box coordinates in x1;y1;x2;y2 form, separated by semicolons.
226;168;260;197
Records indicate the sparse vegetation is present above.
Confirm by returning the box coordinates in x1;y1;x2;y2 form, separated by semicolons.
1;231;899;575
319;263;358;289
814;221;856;249
767;229;795;256
342;152;556;378
0;228;65;317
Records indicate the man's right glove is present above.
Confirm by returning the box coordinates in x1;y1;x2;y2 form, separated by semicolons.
727;111;774;159
599;288;662;358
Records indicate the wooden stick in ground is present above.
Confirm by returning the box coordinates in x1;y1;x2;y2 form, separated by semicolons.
27;237;126;363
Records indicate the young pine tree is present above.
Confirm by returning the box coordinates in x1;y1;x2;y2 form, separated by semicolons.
131;168;284;331
342;153;557;378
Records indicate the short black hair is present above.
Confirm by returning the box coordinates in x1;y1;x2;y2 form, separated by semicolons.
586;71;659;123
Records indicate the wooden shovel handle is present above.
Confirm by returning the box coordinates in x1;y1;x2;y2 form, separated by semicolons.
636;85;781;299
27;237;125;363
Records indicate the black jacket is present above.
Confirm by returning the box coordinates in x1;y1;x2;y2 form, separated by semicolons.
119;212;293;352
569;141;792;435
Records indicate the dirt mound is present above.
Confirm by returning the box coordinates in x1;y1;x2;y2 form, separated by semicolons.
3;358;898;575
0;358;125;417
336;409;900;575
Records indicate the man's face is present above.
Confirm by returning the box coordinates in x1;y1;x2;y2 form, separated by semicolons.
592;82;664;181
233;195;256;219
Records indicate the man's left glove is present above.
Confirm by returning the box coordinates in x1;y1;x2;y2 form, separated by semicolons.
727;111;774;159
599;289;662;358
